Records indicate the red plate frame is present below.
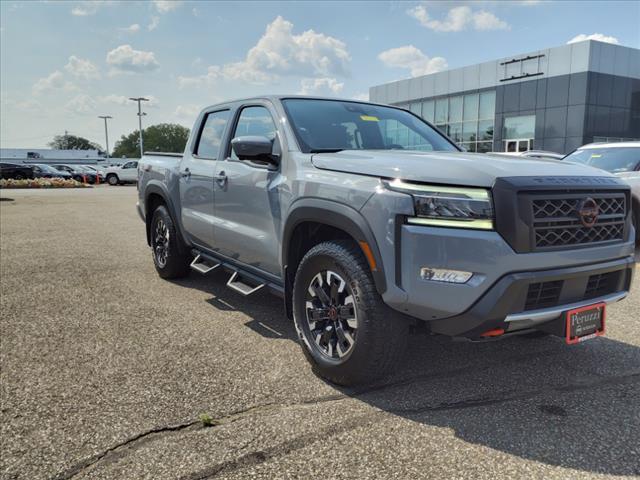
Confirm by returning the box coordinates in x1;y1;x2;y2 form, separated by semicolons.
565;302;606;345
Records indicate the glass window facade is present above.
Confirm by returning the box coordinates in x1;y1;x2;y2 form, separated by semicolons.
399;90;496;152
503;115;536;140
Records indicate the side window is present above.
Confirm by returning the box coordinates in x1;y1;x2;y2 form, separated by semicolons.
230;106;277;160
123;161;136;169
196;110;230;159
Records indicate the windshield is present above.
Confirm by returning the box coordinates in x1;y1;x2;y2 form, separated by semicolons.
564;147;640;173
282;99;458;153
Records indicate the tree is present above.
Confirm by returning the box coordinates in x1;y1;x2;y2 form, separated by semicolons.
49;134;103;152
112;123;190;158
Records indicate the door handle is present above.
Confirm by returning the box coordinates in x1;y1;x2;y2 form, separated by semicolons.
181;168;191;178
214;171;227;186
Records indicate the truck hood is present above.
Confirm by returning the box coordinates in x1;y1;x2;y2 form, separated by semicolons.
311;150;610;187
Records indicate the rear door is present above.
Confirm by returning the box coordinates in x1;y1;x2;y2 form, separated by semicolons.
211;102;282;276
179;108;231;250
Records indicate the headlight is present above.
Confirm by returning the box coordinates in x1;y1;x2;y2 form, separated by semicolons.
385;179;494;230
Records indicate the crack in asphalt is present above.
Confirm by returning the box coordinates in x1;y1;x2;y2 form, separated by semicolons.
51;420;201;480
49;402;297;480
49;347;637;480
181;371;640;479
177;412;379;480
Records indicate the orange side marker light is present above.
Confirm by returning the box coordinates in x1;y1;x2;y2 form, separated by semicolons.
358;241;377;272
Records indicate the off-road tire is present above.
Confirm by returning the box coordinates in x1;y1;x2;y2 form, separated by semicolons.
293;240;409;386
107;174;119;186
150;205;191;279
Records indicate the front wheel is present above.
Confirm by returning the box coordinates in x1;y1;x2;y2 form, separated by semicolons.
293;240;408;386
150;205;191;279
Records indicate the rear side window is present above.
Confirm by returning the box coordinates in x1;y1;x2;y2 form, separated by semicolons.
196;110;230;159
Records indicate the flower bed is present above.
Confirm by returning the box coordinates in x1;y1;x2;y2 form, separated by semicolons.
0;177;91;189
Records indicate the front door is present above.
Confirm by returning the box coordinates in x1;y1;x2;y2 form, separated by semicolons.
179;109;230;250
120;161;138;181
212;104;282;276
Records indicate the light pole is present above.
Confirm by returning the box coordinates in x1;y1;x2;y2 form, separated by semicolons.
98;115;112;158
129;97;149;158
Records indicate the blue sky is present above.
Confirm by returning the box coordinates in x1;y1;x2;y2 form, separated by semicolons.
1;0;639;149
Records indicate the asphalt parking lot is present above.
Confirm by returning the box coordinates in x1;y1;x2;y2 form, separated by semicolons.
1;186;639;480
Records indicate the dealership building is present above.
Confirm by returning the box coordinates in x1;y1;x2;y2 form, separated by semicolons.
369;40;640;154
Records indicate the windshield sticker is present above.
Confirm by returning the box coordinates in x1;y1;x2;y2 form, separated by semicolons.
590;154;602;158
360;115;379;122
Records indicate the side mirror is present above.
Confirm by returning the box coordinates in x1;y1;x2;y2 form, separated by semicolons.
231;136;278;165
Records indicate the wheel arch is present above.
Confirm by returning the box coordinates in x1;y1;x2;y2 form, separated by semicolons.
144;183;189;254
282;199;387;319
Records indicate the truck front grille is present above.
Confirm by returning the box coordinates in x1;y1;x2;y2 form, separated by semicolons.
523;271;623;311
525;280;563;310
530;194;626;250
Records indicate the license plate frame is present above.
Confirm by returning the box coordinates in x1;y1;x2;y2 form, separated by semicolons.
565;302;606;345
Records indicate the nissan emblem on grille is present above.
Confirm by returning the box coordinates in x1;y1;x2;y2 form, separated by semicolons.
577;198;599;228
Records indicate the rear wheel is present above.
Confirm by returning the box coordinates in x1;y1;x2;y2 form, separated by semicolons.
293;240;408;386
107;174;119;186
150;205;190;279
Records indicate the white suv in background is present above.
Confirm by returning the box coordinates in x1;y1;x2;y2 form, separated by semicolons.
105;161;138;185
563;141;640;243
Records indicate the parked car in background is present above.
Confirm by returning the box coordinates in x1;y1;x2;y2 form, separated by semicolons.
564;142;640;243
105;160;138;185
81;165;106;180
0;162;35;180
52;164;100;184
30;164;72;179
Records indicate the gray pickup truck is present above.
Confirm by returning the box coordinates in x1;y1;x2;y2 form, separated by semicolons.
137;96;635;385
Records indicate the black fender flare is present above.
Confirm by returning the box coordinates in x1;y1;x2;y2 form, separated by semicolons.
282;198;387;296
144;182;190;253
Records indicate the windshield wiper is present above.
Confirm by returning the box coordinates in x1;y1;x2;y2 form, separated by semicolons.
309;148;344;153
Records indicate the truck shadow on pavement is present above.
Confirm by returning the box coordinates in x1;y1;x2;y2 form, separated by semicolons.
173;271;640;477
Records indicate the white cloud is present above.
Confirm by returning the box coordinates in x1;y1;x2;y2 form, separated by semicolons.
148;16;160;31
178;16;350;87
407;5;509;32
472;10;509;31
64;56;100;80
567;33;619;45
106;45;160;74
174;104;201;118
96;94;129;106
96;94;159;107
378;45;448;77
70;1;114;16
299;78;344;96
32;71;77;95
66;94;97;114
153;0;183;13
122;23;140;34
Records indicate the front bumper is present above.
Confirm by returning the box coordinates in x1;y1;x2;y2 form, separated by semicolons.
426;256;634;337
